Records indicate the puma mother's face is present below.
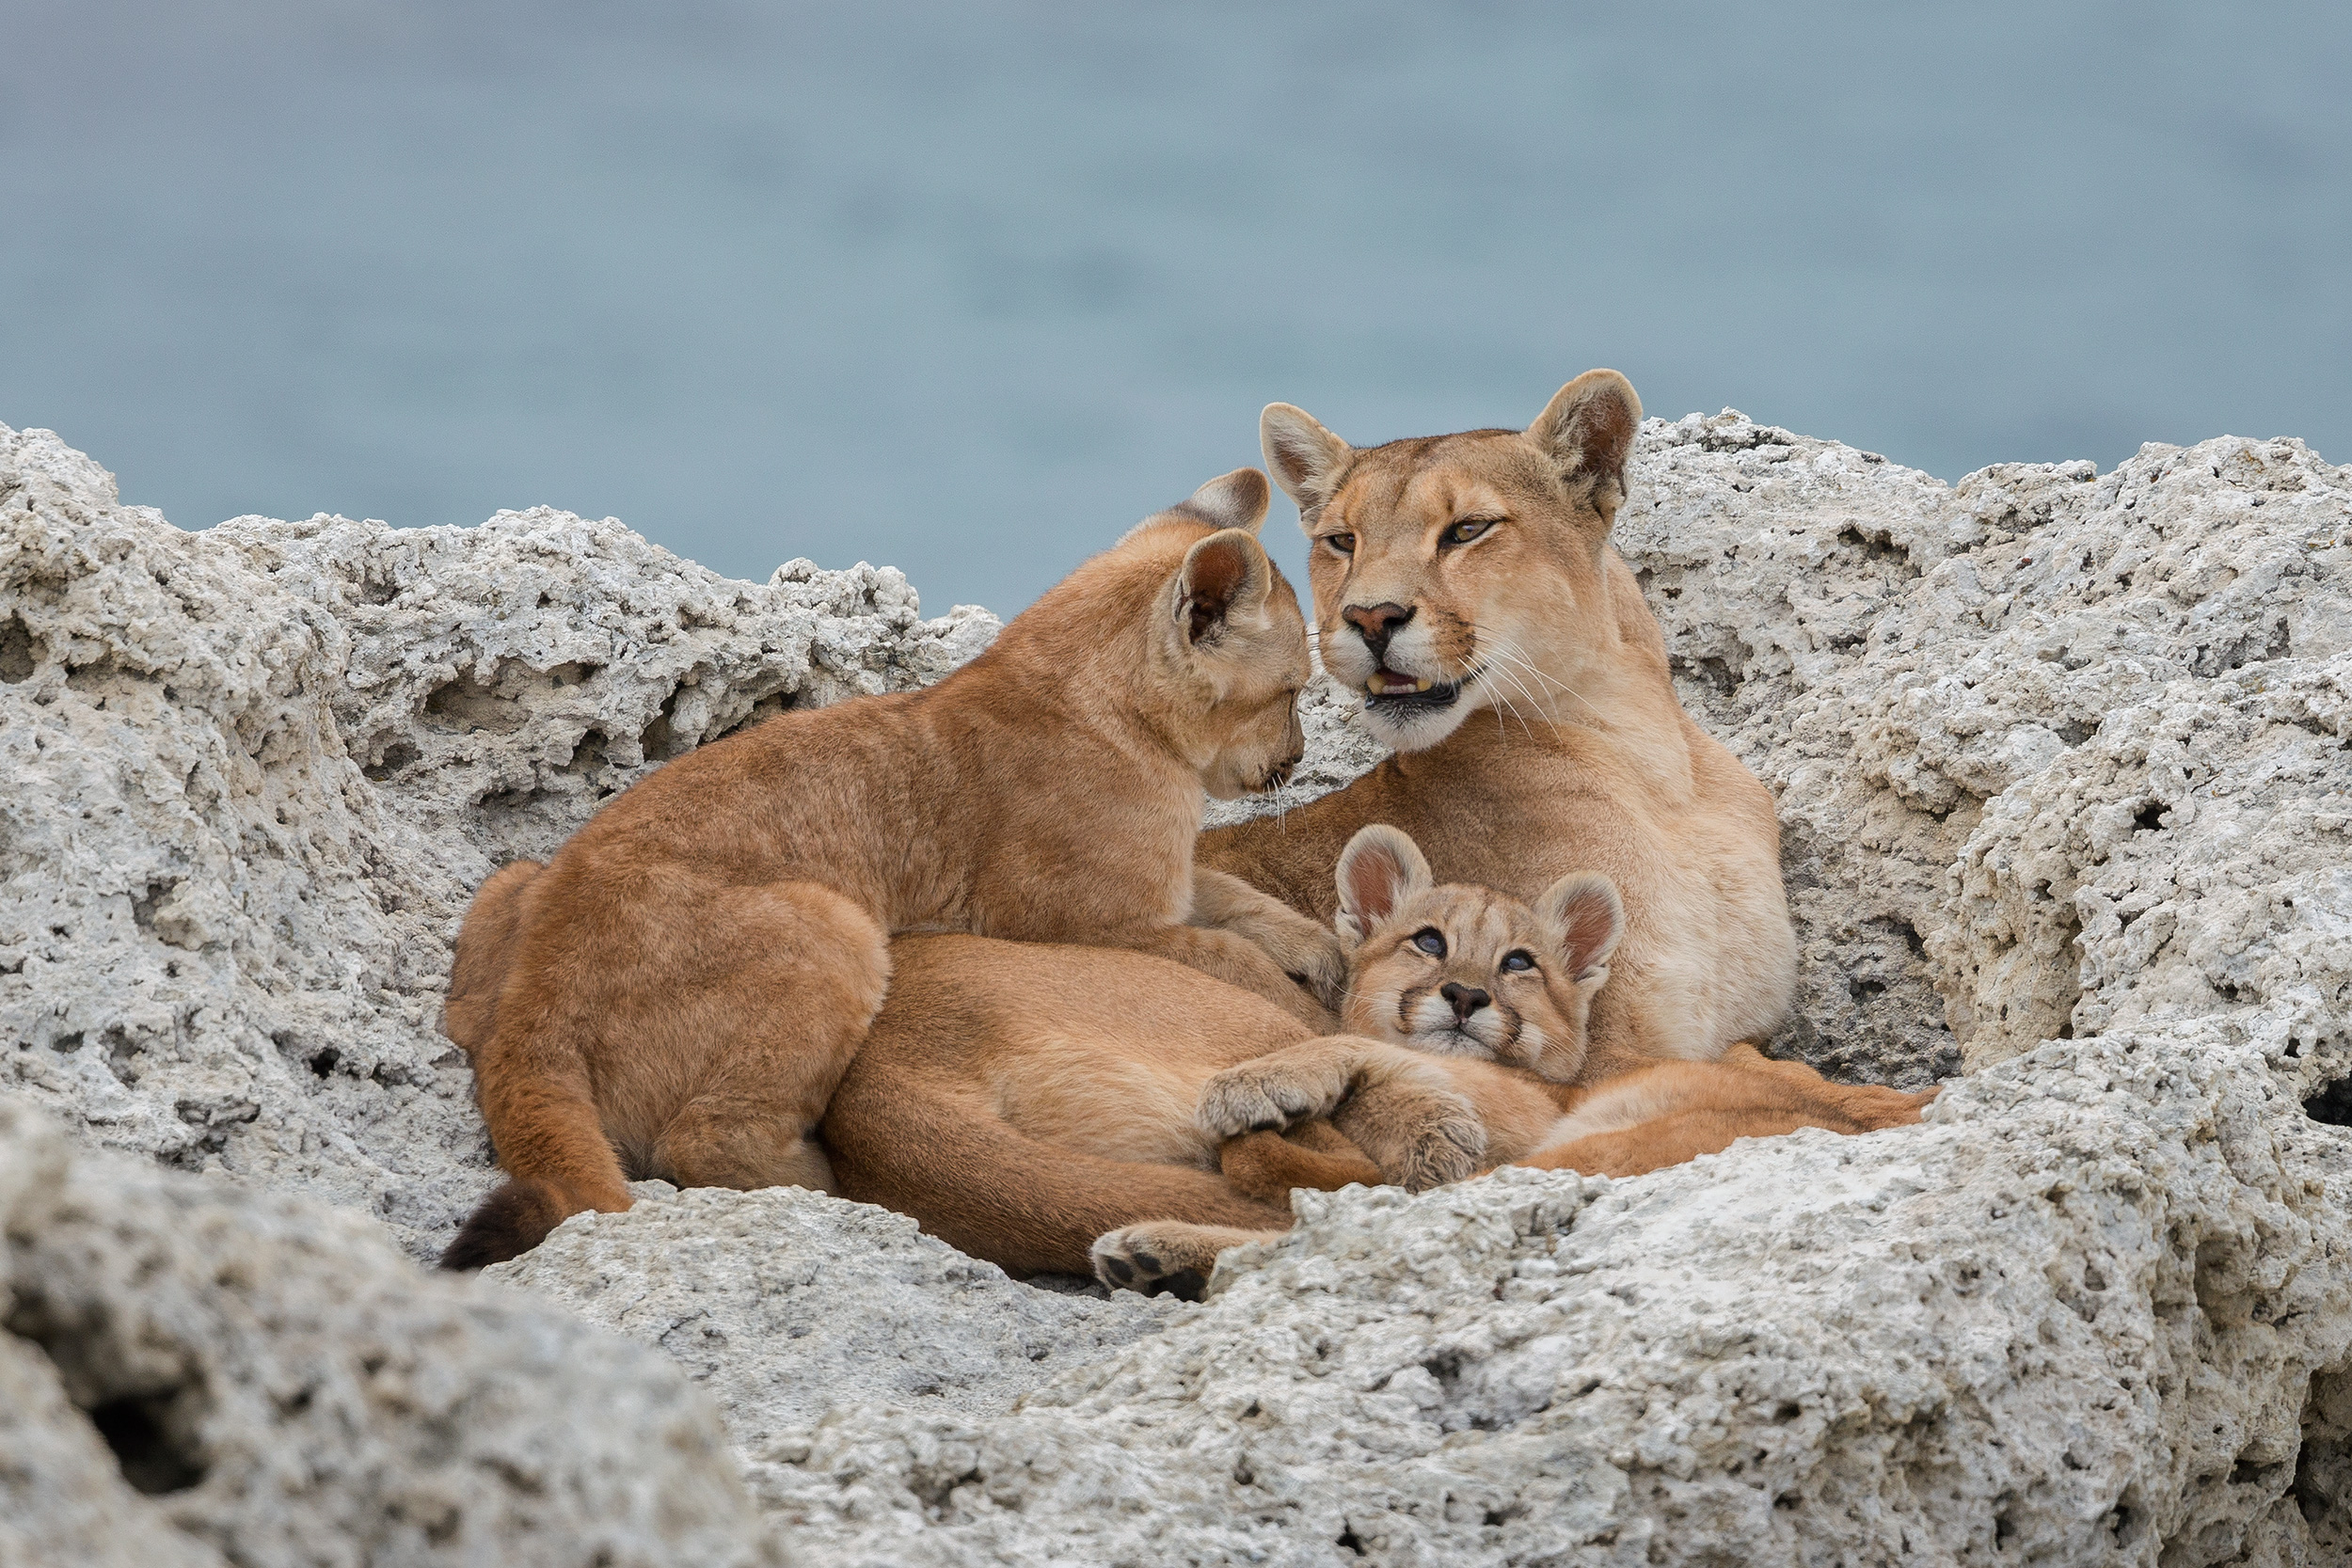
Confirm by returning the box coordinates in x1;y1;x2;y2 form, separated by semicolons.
1258;370;1644;752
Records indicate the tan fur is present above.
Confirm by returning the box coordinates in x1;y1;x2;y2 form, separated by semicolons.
1200;371;1798;1080
821;936;1457;1286
437;469;1351;1268
831;827;1928;1296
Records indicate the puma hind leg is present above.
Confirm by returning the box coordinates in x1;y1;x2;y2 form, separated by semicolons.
645;881;891;1195
444;876;889;1268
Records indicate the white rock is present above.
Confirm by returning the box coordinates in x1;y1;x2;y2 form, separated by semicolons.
0;1098;782;1566
486;1182;1174;1445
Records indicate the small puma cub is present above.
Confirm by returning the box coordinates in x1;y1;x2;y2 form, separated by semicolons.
437;469;1348;1268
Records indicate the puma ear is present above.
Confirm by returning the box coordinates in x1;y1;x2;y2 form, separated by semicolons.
1170;467;1271;536
1260;404;1352;522
1526;370;1643;515
1333;824;1432;947
1175;528;1272;647
1536;871;1625;983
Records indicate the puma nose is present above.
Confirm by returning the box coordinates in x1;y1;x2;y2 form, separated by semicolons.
1439;982;1490;1023
1340;602;1415;660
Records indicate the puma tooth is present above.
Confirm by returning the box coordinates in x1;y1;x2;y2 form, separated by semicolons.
1413;678;1432;692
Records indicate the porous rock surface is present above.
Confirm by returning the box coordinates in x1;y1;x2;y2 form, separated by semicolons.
7;414;2352;1563
485;1181;1173;1447
0;1097;780;1567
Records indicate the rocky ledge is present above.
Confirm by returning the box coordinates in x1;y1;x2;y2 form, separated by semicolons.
4;415;2348;1563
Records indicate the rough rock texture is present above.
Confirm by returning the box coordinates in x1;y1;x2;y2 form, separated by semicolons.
486;1182;1171;1445
0;420;994;1258
8;414;2352;1564
0;1097;781;1567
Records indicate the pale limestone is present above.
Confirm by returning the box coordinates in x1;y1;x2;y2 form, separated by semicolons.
0;1098;781;1567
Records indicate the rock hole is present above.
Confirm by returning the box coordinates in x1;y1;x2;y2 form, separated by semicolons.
1667;654;1739;695
1335;1524;1367;1556
88;1394;208;1495
1891;920;1928;961
131;879;177;934
567;729;610;773
1834;525;1906;566
640;687;685;761
2294;1366;2352;1553
2052;717;2096;746
363;739;421;783
2303;1077;2352;1126
0;614;43;681
422;665;528;735
2134;802;2165;833
310;1047;342;1079
1847;977;1886;1005
52;1030;84;1053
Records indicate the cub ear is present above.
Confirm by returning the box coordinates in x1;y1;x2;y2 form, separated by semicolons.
1536;870;1625;983
1175;528;1273;647
1333;824;1432;947
1526;370;1643;515
1169;467;1271;536
1260;404;1353;523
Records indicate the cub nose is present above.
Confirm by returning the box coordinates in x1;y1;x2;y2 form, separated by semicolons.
1439;982;1490;1023
1340;602;1415;661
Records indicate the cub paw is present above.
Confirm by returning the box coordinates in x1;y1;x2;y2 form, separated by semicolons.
1336;1085;1487;1193
1197;1056;1349;1139
1090;1226;1212;1300
1266;919;1349;1012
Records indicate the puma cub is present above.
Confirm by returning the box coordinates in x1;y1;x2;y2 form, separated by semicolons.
828;826;1931;1297
437;469;1345;1268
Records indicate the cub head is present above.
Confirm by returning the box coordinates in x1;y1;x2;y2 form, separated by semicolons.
1332;824;1623;1081
1261;369;1644;751
1104;467;1311;800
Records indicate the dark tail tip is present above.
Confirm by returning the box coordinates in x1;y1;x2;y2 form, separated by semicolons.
438;1177;567;1271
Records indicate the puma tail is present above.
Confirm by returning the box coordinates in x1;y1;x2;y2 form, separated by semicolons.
438;1175;570;1270
439;858;628;1270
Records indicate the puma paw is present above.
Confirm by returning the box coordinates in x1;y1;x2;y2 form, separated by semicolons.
1269;920;1349;1011
1089;1226;1213;1300
1197;1056;1350;1139
1335;1085;1488;1193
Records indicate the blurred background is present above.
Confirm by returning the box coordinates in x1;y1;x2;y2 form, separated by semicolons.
2;1;2346;611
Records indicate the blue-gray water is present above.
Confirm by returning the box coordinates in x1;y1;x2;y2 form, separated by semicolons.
4;2;2347;610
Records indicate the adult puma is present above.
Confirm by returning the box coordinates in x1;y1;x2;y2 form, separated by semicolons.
1197;371;1797;1081
826;827;1930;1297
437;469;1344;1268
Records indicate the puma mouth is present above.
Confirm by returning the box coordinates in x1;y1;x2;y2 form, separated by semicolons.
1363;666;1480;711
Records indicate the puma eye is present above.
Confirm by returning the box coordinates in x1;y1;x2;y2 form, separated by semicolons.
1441;517;1499;546
1324;532;1357;556
1411;928;1447;958
1501;950;1536;974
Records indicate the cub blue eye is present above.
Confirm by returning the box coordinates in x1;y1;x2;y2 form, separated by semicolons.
1411;928;1447;958
1502;950;1536;973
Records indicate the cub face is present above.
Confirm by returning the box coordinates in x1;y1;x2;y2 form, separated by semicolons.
1332;824;1623;1081
1257;370;1644;752
1142;468;1312;800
